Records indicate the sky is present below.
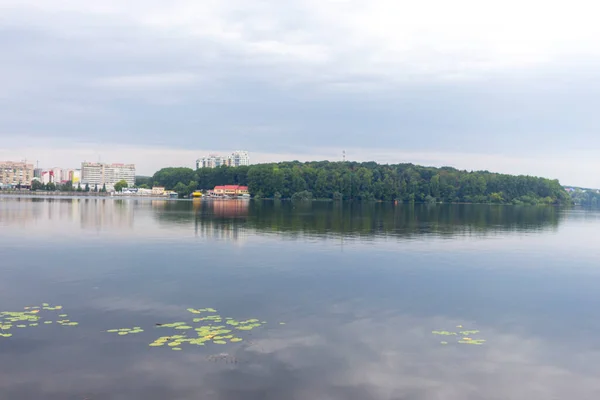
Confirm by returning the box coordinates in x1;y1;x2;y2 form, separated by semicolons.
0;0;599;187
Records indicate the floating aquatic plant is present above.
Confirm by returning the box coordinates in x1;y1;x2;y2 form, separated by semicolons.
148;308;268;351
432;326;485;345
432;331;457;336
106;327;144;336
0;303;78;338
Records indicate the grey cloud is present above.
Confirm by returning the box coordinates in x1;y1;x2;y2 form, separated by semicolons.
1;1;600;184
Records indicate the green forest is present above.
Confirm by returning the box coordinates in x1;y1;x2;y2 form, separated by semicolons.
141;161;571;205
569;188;600;207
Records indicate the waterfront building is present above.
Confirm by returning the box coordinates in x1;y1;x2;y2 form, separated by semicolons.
81;162;135;190
151;187;165;196
213;185;249;196
196;151;250;169
0;161;34;187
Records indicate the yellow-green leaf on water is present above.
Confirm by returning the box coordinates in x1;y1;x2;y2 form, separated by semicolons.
149;343;163;347
106;329;119;333
44;321;52;324
441;341;448;345
29;323;38;327
172;347;182;351
213;340;226;344
0;333;12;338
279;322;286;325
59;314;68;318
42;303;49;307
230;338;243;343
16;325;26;328
118;332;128;336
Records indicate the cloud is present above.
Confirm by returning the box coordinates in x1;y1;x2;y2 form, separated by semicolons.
0;0;600;186
92;73;201;90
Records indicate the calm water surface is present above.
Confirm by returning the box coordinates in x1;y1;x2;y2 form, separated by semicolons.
1;197;600;400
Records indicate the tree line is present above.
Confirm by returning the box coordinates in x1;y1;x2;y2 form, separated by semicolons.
144;161;571;205
569;188;600;207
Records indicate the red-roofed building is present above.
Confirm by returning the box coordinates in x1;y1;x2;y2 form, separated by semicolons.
213;185;249;196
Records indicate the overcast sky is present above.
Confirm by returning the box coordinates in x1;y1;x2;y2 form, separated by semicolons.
1;0;599;186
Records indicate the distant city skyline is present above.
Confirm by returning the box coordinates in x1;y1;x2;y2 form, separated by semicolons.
1;146;598;189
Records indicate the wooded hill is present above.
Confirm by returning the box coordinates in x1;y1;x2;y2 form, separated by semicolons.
143;161;571;205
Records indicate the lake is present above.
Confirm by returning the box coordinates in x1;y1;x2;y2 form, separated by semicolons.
1;197;600;400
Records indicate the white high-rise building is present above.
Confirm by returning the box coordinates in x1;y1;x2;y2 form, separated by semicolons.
230;151;250;167
196;154;228;169
81;162;135;189
196;151;250;169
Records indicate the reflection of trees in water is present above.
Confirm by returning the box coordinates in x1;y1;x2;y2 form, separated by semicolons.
152;200;562;239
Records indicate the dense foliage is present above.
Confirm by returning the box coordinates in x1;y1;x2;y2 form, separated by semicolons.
148;161;571;205
569;188;600;207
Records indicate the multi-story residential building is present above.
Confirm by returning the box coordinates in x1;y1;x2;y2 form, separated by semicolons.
60;169;81;184
41;167;63;184
196;154;228;169
81;162;135;190
0;161;34;188
229;151;250;167
196;151;250;169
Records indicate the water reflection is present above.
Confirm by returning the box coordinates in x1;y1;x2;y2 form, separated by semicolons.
155;200;562;239
0;197;564;240
1;197;600;399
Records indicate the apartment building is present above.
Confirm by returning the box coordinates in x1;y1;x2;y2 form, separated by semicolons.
196;151;250;169
81;162;135;189
0;161;34;187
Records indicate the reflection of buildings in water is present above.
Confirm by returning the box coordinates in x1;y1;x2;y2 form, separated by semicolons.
0;198;43;225
151;200;168;208
210;200;249;218
194;201;249;242
79;199;134;230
